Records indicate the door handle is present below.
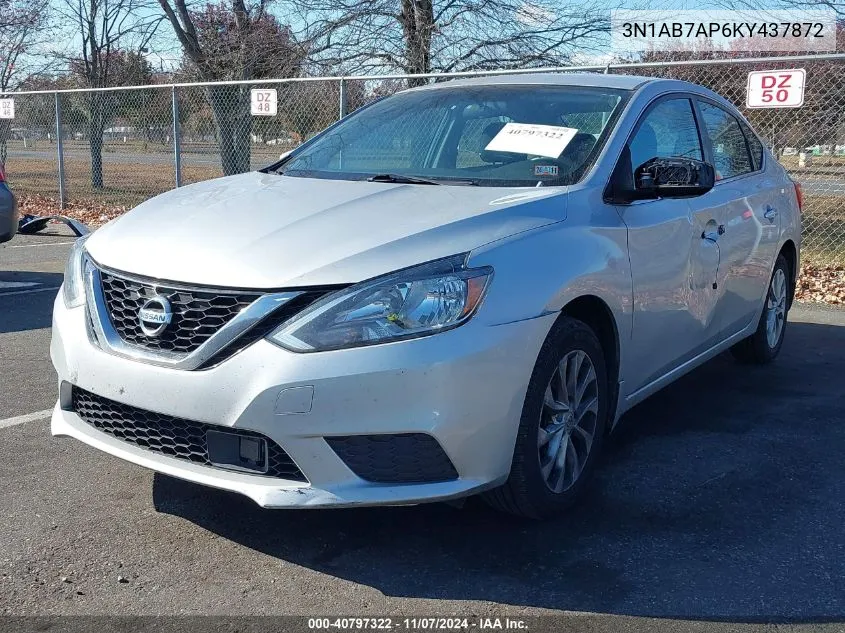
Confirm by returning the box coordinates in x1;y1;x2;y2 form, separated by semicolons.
764;206;778;222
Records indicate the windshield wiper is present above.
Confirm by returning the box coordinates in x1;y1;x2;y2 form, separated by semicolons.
367;173;442;185
367;173;479;186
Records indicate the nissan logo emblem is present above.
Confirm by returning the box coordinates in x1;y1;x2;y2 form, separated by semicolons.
138;295;173;337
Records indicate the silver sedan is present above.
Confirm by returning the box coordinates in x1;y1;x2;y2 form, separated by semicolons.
50;73;801;518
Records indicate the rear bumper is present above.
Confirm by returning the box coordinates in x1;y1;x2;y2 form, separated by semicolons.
51;293;555;508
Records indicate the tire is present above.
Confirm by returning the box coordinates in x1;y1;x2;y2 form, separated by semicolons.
483;317;610;520
730;254;790;365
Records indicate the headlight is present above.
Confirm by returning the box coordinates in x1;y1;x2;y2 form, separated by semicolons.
62;235;90;308
268;255;493;352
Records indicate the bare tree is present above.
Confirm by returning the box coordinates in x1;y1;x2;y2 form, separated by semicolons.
0;0;53;165
0;0;53;90
59;0;161;188
288;0;610;84
157;0;303;175
717;0;845;19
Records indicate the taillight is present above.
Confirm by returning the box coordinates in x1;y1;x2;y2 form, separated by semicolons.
793;180;803;214
0;163;6;183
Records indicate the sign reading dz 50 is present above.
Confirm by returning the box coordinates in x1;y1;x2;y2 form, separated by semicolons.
746;69;806;109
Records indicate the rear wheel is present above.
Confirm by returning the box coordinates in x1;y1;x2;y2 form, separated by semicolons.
730;254;790;364
483;317;609;519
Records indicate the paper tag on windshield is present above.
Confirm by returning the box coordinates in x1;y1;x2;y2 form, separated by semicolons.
484;123;578;158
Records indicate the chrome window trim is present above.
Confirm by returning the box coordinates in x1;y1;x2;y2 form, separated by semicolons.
84;259;303;370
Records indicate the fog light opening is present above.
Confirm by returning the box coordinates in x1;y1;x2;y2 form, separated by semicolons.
206;430;269;474
60;381;74;411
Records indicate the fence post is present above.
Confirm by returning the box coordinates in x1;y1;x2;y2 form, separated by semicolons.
171;86;182;188
54;92;66;209
339;78;347;120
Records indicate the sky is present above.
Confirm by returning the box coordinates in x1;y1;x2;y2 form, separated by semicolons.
42;0;841;78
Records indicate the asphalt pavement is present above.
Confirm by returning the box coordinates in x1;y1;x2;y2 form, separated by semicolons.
1;229;845;630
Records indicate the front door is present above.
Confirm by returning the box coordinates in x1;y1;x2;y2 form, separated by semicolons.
619;96;722;396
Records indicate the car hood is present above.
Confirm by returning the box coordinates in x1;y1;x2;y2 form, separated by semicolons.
86;172;567;288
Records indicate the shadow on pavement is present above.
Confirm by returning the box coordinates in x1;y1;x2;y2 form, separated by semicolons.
0;271;63;334
153;319;845;622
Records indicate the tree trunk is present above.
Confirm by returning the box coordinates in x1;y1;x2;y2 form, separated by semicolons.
89;93;106;190
401;0;434;87
0;119;10;167
207;85;252;176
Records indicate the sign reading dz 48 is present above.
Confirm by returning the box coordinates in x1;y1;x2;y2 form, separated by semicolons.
0;99;14;119
746;69;806;109
250;89;278;116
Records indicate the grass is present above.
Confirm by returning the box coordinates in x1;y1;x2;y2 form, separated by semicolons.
802;194;845;265
779;154;845;167
5;157;222;207
4;138;298;156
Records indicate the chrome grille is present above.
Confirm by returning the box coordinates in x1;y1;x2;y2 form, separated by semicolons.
99;271;261;354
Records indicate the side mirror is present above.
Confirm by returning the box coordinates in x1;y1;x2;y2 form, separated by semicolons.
604;146;715;204
635;157;715;198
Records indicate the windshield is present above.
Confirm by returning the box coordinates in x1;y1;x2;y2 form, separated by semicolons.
278;84;628;187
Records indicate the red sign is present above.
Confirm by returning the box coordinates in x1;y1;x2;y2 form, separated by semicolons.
746;69;806;108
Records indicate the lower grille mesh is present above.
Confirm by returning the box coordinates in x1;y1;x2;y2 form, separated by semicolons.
72;387;306;481
326;434;458;483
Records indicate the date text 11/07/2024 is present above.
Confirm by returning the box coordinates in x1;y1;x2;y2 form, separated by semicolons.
307;617;529;631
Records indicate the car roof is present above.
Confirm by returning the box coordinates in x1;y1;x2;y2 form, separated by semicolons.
410;72;656;92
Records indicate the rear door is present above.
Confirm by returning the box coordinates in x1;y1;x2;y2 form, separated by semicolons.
694;99;782;337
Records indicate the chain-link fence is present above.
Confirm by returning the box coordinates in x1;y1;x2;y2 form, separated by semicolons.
2;53;845;264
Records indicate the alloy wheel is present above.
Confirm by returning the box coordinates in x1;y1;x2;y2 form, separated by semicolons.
766;268;787;349
538;349;599;493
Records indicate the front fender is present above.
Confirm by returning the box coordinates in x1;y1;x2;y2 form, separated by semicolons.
467;207;632;372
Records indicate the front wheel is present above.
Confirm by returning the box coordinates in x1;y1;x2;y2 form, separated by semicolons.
730;254;790;364
483;317;609;519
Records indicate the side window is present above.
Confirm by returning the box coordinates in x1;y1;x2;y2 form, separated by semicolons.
628;98;703;175
698;102;753;179
740;121;764;171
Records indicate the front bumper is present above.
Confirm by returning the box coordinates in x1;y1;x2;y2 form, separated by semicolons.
50;293;555;508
